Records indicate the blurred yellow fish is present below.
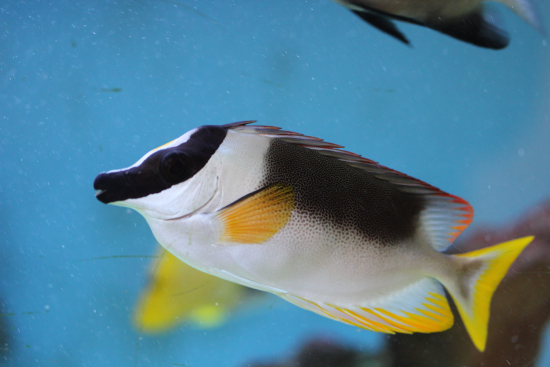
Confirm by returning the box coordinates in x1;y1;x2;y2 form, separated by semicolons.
133;247;247;333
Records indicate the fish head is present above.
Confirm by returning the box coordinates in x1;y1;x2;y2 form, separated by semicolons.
93;125;227;221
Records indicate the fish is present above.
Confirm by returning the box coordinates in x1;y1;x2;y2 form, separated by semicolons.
133;246;249;333
331;0;541;49
94;120;533;351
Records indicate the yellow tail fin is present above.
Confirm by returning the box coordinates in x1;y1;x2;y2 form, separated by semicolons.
448;236;534;352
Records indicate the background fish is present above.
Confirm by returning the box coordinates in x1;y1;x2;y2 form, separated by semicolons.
94;121;533;351
332;0;541;49
133;247;249;333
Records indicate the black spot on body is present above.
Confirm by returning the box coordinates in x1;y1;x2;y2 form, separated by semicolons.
261;139;425;244
94;125;227;203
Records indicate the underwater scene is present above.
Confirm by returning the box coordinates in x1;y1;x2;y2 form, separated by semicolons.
2;0;550;366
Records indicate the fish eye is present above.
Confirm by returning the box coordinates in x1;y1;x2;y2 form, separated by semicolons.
160;150;193;184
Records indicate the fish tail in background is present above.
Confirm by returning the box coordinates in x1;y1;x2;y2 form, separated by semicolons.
189;304;227;328
430;8;510;49
497;0;543;32
443;236;534;352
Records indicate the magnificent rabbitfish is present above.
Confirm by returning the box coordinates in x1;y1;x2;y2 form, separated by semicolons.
93;121;533;352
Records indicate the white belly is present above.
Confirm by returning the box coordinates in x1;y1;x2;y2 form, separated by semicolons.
185;210;438;306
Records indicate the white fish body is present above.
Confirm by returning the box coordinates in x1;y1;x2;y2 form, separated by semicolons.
137;130;437;298
94;121;533;351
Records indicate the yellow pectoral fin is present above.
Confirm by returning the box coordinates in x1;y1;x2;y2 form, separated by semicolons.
216;182;295;244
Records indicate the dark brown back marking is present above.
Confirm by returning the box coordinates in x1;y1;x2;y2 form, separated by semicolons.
260;139;426;245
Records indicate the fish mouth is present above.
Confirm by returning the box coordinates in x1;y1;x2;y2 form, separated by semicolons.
93;171;128;204
93;172;114;204
165;177;219;221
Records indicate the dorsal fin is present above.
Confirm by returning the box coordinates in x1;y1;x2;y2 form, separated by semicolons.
228;122;473;251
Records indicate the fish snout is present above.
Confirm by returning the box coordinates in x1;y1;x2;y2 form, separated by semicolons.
94;166;168;205
94;171;119;204
94;170;140;204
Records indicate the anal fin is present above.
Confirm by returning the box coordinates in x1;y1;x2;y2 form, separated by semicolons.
352;11;410;45
215;182;295;244
281;278;453;335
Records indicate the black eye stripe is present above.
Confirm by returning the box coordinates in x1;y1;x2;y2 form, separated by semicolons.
94;125;228;204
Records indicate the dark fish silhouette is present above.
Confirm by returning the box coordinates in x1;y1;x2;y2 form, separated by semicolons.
333;0;541;49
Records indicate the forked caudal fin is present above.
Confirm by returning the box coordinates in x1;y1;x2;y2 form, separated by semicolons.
446;236;534;352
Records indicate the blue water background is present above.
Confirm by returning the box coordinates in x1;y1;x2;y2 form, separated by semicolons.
1;1;550;366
